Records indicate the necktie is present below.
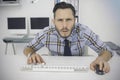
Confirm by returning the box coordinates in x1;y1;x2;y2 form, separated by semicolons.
64;39;72;56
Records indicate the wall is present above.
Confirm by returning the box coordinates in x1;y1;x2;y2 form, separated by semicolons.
0;0;120;55
79;0;120;55
79;0;120;44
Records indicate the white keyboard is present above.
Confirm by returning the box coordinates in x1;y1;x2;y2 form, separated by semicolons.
21;64;89;72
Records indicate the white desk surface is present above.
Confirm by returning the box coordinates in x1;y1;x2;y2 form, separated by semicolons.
0;55;120;80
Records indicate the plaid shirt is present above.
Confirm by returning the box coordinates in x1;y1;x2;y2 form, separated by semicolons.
27;23;112;56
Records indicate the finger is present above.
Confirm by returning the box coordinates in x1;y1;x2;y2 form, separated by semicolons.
36;54;42;64
103;63;106;72
90;62;96;71
39;55;46;64
99;61;104;70
27;57;33;64
32;55;36;64
106;65;110;73
103;63;110;73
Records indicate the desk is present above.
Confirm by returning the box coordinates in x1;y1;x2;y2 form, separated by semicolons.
0;55;120;80
3;37;33;55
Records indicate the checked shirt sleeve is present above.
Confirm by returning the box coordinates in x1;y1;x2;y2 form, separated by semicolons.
83;26;113;56
27;30;46;52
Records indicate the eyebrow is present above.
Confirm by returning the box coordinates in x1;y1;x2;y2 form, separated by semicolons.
57;18;73;21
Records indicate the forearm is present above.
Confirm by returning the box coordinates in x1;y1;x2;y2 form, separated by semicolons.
23;47;35;57
97;50;112;62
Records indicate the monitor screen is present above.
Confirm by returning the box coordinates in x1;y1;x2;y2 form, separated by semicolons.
30;17;49;29
7;17;27;35
8;17;26;29
3;0;17;1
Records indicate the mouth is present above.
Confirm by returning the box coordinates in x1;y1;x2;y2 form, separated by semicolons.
61;29;69;32
59;30;71;38
62;30;68;32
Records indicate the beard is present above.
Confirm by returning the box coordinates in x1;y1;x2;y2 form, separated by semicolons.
55;26;74;38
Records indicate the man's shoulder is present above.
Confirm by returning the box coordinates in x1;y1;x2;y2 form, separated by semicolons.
74;23;94;38
43;26;56;34
75;23;90;32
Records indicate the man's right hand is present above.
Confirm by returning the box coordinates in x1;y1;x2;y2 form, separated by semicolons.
27;53;45;64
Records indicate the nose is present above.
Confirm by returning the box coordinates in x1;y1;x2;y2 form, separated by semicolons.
63;20;67;28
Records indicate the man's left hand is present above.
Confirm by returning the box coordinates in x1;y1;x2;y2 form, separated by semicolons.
90;57;110;73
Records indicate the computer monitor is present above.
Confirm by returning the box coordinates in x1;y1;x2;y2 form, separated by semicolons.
3;0;17;1
30;17;49;34
1;0;20;3
7;17;27;35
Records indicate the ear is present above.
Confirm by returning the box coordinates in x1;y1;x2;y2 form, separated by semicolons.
52;19;55;25
74;17;77;23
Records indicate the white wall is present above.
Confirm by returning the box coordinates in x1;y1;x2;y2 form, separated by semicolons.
0;0;120;55
79;0;120;44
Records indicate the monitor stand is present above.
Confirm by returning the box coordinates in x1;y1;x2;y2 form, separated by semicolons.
22;34;35;39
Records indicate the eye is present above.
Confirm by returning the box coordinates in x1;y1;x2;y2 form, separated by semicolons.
66;18;72;22
57;19;63;22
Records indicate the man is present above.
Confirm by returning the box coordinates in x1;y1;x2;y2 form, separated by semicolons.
23;2;113;73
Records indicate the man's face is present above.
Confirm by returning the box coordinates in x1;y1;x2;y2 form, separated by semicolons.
53;8;75;38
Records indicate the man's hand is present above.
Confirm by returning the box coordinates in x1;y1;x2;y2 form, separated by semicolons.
27;53;46;64
90;50;112;73
90;57;110;73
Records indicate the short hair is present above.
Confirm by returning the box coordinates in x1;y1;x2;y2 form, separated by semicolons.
53;2;76;18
